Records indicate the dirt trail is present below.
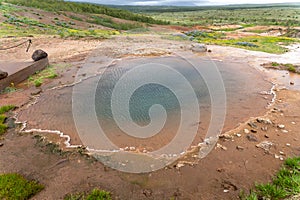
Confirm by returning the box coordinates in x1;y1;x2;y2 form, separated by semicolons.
0;34;300;199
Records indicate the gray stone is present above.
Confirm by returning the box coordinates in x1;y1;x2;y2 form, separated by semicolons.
191;43;207;52
256;141;274;151
248;122;257;129
32;49;48;61
256;117;272;124
246;134;258;142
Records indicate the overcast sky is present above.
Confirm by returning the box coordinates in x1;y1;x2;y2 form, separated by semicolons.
69;0;300;6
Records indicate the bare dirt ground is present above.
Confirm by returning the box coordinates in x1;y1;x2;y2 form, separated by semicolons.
0;34;300;200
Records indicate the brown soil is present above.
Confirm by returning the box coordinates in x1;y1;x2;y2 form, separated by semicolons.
1;34;300;200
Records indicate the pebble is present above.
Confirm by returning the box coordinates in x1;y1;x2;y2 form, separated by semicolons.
291;122;296;125
257;118;272;124
217;143;227;151
219;134;233;140
176;163;185;169
246;134;258;142
281;130;289;133
236;146;244;151
251;129;257;133
244;129;250;134
256;141;274;151
290;81;295;85
31;88;42;95
129;146;136;151
248;122;257;129
286;143;291;147
264;134;269;138
0;143;3;147
277;124;285;129
236;133;242;137
223;190;229;193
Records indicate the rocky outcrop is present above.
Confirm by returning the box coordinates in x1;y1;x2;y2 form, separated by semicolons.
32;49;48;62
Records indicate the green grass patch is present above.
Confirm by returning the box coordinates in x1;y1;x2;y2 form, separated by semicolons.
0;105;15;115
284;64;297;72
0;105;15;135
0;3;118;38
148;7;300;26
64;189;112;200
193;35;298;54
27;65;58;87
87;15;143;30
4;0;168;25
241;157;300;200
0;173;44;200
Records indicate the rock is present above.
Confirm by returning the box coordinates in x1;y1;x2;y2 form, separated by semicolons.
129;146;136;151
219;134;233;140
264;134;270;138
217;168;225;172
277;124;285;129
257;117;272;124
286;143;291;146
143;189;153;197
291;122;296;125
236;146;244;151
236;133;242;137
208;49;212;53
0;70;8;80
246;134;258;142
281;130;289;133
191;43;207;52
251;129;257;133
217;143;227;151
32;49;48;61
275;154;284;160
248;122;257;129
31;88;42;95
244;129;250;134
256;141;274;151
290;81;295;85
176;163;185;169
0;143;3;147
223;189;229;193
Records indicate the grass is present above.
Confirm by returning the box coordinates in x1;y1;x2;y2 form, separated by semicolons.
27;65;58;87
0;173;44;200
285;64;297;72
148;7;300;26
4;0;168;25
241;157;300;200
0;105;15;135
0;105;15;115
64;189;112;200
192;34;298;54
87;15;143;30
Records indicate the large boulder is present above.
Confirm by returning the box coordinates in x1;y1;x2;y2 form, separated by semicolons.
191;43;207;52
32;49;48;62
0;70;8;80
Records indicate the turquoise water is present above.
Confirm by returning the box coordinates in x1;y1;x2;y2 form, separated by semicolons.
18;56;272;151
